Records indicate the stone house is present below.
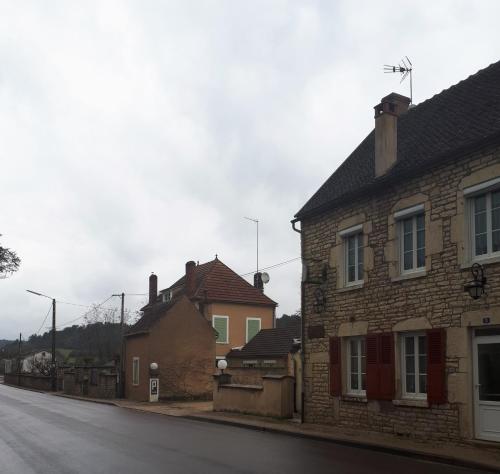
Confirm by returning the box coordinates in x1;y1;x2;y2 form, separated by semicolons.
292;61;500;444
124;258;277;401
125;293;216;401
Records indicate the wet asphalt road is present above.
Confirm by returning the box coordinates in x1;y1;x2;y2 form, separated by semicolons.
0;383;487;474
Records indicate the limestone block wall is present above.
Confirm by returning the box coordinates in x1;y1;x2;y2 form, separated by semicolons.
300;144;500;442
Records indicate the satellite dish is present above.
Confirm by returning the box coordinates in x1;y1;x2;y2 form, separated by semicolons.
261;272;270;284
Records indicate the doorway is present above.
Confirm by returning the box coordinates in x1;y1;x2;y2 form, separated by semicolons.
473;329;500;442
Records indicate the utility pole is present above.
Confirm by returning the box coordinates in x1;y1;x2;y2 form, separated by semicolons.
18;333;21;386
51;298;56;391
113;292;125;397
26;289;57;391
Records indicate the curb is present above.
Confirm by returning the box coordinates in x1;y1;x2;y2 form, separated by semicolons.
182;414;499;473
51;392;121;407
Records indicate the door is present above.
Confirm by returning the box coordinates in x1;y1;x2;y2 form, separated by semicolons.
473;332;500;442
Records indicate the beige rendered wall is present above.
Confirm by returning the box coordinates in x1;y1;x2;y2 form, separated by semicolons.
124;334;150;402
207;302;275;357
149;296;215;399
213;375;294;418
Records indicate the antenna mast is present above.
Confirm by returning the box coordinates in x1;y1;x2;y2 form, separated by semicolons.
383;56;413;104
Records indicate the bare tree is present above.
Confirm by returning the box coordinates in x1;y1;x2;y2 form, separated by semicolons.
0;234;20;278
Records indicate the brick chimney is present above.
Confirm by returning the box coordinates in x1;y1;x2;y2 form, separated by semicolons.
374;93;410;177
185;261;196;297
149;273;157;305
253;272;263;292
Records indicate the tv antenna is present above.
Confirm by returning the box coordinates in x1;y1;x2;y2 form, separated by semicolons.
383;56;413;104
244;216;259;273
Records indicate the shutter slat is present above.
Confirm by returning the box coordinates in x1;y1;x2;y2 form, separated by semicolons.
427;328;446;404
329;337;341;396
366;334;379;399
378;333;395;400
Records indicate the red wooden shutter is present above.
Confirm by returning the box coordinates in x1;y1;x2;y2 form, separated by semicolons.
378;333;395;400
329;337;341;396
366;334;379;399
427;328;446;404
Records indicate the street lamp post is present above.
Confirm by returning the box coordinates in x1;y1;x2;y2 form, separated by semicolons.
26;290;57;391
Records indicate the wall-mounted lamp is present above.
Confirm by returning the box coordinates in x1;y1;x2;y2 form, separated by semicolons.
464;263;487;300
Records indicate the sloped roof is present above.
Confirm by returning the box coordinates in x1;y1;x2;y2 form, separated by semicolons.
226;323;301;359
166;258;277;307
296;61;500;219
125;298;179;337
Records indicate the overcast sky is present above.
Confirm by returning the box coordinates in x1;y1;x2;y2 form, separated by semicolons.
1;1;499;340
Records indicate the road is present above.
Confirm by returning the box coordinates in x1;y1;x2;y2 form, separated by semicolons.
0;384;486;474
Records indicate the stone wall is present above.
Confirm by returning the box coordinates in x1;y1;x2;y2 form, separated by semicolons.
213;374;295;418
63;367;117;399
300;144;500;443
4;373;61;391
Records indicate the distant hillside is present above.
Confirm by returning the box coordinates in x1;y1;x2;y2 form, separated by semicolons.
0;339;13;349
1;322;128;365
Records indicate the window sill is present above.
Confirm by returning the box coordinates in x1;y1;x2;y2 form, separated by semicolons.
391;270;427;282
342;394;367;403
392;398;428;408
337;283;364;293
216;342;229;345
461;254;500;269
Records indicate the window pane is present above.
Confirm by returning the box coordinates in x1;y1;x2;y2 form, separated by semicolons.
492;190;500;209
351;373;358;390
418;335;426;356
357;235;363;280
403;218;413;235
361;373;366;391
404;251;413;270
405;336;415;355
351;355;358;372
419;374;427;394
416;214;425;231
403;229;413;252
492;208;500;232
416;248;425;268
348;265;356;282
475;195;487;213
406;374;416;393
350;340;358;356
476;234;488;256
493;231;500;253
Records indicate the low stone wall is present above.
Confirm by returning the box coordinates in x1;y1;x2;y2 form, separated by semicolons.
213;374;294;418
63;367;117;399
4;373;62;391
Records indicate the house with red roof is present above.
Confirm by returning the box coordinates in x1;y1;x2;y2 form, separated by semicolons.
124;258;277;401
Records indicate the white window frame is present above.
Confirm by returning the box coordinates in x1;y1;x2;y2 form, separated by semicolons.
401;332;427;400
132;357;140;386
346;337;366;396
469;189;500;261
212;315;229;344
246;317;261;343
397;210;425;274
339;224;364;286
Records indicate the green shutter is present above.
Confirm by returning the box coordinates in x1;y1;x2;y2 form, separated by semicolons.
214;317;228;343
247;319;261;342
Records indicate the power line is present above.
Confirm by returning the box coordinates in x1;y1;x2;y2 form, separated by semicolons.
55;295;115;329
36;303;53;335
239;257;301;277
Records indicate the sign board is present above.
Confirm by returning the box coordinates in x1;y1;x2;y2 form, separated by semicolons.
149;378;159;402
